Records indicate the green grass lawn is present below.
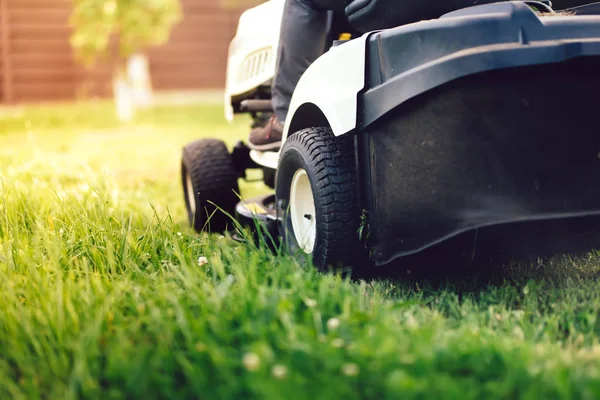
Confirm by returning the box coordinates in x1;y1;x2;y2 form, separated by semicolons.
2;101;600;399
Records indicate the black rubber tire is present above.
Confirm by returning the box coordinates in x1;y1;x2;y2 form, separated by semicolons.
276;127;365;270
181;139;239;233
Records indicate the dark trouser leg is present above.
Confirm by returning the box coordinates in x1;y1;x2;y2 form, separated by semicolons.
272;0;343;123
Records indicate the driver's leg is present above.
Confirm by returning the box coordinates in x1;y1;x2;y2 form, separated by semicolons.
272;0;343;124
248;0;346;151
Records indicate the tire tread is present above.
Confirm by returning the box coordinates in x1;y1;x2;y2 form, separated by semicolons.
279;127;364;269
182;139;239;233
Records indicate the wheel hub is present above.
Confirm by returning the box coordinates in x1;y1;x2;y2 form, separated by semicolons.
186;173;196;214
289;168;316;254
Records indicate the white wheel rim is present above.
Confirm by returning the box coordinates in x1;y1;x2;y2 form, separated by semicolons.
289;168;316;254
186;173;196;214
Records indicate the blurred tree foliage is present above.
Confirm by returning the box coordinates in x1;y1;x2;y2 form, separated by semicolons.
69;0;183;67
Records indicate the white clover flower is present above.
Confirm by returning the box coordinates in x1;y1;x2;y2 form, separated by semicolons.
304;298;317;308
406;314;418;329
271;364;288;379
198;256;208;267
243;352;260;371
512;326;525;341
342;363;360;377
327;317;340;330
331;338;345;348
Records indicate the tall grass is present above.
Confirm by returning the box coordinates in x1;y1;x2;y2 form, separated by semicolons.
2;101;600;399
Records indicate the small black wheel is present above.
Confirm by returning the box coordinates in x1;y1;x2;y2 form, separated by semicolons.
182;139;239;233
276;127;365;270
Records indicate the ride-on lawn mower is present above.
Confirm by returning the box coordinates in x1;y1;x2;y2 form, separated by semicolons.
182;0;600;272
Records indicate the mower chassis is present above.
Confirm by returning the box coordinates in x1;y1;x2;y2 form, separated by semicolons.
271;1;600;266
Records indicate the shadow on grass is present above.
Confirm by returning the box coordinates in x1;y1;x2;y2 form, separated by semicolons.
359;214;600;292
183;201;600;295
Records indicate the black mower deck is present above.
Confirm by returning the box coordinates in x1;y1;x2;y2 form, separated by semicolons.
353;1;600;265
191;1;600;270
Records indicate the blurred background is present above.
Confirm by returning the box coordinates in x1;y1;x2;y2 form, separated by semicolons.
0;0;260;109
0;0;585;109
0;0;271;222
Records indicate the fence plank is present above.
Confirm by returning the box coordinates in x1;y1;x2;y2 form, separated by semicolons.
1;0;13;103
1;0;246;103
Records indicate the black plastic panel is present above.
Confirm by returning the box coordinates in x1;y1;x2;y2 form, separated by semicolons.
365;57;600;265
359;2;600;130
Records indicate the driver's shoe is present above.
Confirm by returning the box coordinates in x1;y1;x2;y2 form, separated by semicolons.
248;115;283;151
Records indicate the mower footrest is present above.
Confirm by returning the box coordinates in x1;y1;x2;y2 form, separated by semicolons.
234;194;279;248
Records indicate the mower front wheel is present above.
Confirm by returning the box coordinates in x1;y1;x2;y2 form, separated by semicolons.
181;139;239;233
276;127;365;270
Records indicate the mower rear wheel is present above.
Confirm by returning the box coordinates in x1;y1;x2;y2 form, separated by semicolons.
181;139;239;233
276;127;365;270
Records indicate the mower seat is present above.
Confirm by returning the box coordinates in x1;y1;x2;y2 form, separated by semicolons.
345;0;504;32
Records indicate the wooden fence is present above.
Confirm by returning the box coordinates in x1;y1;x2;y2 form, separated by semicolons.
0;0;245;104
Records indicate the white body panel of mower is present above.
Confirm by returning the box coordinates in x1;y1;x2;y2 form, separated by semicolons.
224;0;370;170
248;35;370;170
281;35;370;138
224;0;285;122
